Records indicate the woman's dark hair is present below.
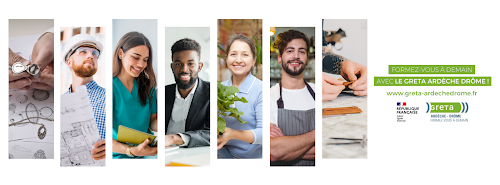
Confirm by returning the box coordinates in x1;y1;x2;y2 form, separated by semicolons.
225;34;256;59
113;31;156;106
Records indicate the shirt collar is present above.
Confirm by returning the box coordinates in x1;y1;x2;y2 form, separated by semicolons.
225;72;256;94
67;80;98;93
175;79;199;99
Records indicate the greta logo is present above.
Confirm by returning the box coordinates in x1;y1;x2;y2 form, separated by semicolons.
426;102;469;113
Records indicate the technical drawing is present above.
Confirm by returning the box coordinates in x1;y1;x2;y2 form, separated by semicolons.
16;95;28;104
61;119;101;166
25;103;39;124
32;89;50;101
9;103;16;115
40;107;53;118
33;150;46;159
61;107;76;115
12;145;31;153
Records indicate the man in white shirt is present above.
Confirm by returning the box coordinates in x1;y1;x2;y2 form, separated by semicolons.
270;30;315;166
165;38;210;147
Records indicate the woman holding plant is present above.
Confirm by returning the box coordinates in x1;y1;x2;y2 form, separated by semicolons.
218;34;262;158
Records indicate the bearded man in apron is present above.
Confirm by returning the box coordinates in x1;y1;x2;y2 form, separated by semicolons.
270;30;315;166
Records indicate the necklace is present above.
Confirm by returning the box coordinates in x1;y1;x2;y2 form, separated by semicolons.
9;117;53;139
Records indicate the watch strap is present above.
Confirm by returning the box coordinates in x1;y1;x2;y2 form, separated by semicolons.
126;145;135;157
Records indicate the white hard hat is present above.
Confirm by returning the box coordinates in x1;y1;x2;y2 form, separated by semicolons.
62;33;103;61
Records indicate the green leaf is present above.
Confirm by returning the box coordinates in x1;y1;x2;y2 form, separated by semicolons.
217;81;249;132
218;117;226;133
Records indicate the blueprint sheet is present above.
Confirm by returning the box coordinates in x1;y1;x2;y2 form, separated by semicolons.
60;85;104;166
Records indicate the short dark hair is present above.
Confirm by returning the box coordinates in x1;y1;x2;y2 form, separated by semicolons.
225;34;256;59
171;38;201;60
273;30;310;55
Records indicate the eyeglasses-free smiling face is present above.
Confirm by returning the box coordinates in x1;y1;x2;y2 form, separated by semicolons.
171;50;202;90
226;40;256;77
278;38;309;76
68;46;99;77
119;45;149;78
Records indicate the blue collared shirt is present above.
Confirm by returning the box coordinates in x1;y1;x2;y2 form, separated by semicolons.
221;72;262;158
65;81;106;139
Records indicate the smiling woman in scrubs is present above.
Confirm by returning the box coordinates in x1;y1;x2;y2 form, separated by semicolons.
112;32;158;158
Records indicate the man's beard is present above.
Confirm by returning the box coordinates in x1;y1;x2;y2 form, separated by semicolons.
282;59;307;76
174;71;198;90
73;59;97;77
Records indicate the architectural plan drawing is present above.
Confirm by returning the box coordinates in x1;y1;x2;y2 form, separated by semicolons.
9;34;54;159
60;85;104;167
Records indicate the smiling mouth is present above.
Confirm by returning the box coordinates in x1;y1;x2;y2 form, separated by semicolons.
132;66;142;73
180;74;191;81
233;65;245;69
288;61;302;67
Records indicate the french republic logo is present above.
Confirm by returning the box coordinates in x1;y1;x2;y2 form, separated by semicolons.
396;102;418;114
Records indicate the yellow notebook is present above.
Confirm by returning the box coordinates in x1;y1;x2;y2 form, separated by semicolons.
117;125;157;146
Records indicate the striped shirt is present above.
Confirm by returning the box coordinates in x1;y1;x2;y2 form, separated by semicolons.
65;81;106;139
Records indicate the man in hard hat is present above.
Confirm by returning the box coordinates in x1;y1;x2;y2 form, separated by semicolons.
62;33;106;161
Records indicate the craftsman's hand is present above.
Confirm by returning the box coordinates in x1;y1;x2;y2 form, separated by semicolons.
322;73;345;101
340;60;367;96
31;32;54;72
91;139;105;160
165;134;184;146
30;62;54;90
9;49;32;91
217;127;236;149
270;123;285;138
131;139;157;156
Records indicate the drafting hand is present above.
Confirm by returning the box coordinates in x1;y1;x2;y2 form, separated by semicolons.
9;48;32;91
31;32;54;73
340;60;367;96
91;139;105;160
131;138;157;156
270;123;284;138
217;127;236;149
30;61;54;90
164;134;184;146
322;73;345;101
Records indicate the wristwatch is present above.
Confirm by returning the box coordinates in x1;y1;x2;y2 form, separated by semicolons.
126;145;135;157
11;62;41;79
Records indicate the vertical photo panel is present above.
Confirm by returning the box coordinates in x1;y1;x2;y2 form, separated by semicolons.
8;19;54;159
321;19;367;159
60;26;106;166
217;19;263;159
164;27;211;166
270;27;315;166
112;19;158;159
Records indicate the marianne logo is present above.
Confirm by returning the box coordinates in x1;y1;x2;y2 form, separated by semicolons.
396;102;418;114
426;102;469;113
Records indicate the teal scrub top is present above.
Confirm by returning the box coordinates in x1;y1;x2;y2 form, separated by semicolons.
112;76;157;158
